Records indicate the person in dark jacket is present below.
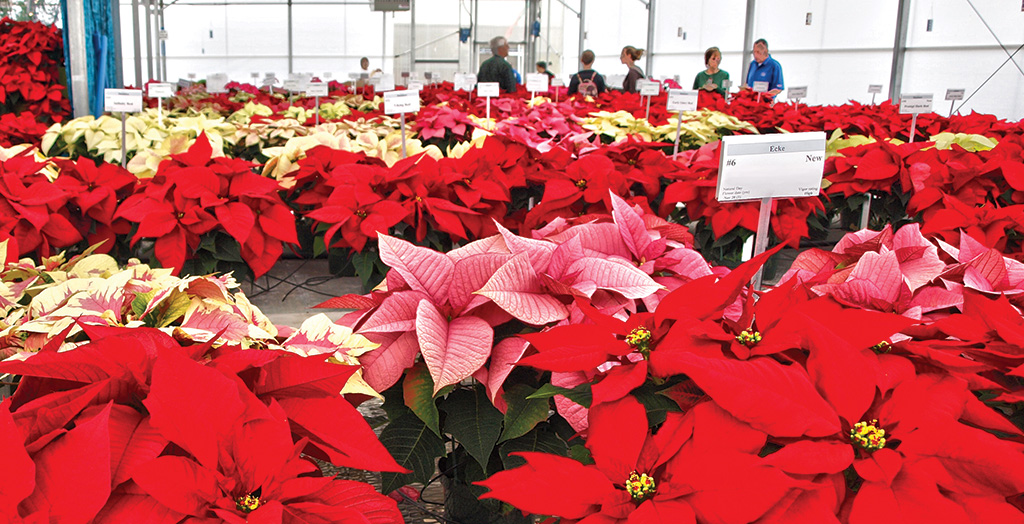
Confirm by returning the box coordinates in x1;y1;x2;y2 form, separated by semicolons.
568;49;606;97
477;36;517;94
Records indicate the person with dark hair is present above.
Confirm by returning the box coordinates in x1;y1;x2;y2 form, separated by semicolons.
536;61;555;80
478;36;517;93
693;46;729;97
620;45;645;93
744;38;783;96
568;49;606;97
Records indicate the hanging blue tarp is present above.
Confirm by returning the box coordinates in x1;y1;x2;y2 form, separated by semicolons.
61;0;120;116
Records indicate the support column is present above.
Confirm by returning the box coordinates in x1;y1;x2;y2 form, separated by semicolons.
66;0;91;116
889;0;911;102
578;0;585;63
287;0;294;74
741;0;755;86
158;0;167;81
144;0;153;82
410;0;416;74
132;0;143;87
111;0;124;86
644;0;654;78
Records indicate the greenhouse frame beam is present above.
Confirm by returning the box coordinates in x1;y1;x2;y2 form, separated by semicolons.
410;0;416;73
132;0;143;87
888;0;910;102
66;0;90;116
144;0;154;82
740;0;754;85
644;0;654;77
287;0;293;73
578;0;585;64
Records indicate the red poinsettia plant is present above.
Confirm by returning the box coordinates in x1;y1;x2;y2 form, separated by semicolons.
0;323;404;523
477;238;1024;523
0;18;70;147
116;132;298;278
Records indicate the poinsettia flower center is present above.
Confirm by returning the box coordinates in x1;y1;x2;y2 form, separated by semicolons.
849;419;887;451
870;341;891;354
625;326;652;357
235;487;263;513
574;178;587;189
626;471;656;502
627;159;637;165
176;212;185;219
735;329;762;348
355;210;368;218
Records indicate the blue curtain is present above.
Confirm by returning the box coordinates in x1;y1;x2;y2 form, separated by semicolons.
61;0;119;116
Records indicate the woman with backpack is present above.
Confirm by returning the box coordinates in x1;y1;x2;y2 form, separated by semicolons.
620;45;645;93
568;49;606;97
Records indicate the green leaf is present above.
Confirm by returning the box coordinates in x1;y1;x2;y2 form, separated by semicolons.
499;384;550;443
403;362;440;436
442;387;503;470
381;380;412;423
379;412;446;494
634;383;681;427
157;291;191;328
131;291;156;318
352;251;379;289
568;444;594;466
527;383;592;409
499;424;568;470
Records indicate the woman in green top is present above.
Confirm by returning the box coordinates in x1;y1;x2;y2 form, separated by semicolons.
693;47;729;97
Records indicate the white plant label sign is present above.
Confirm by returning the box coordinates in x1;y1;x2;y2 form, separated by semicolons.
384;89;420;114
716;131;826;202
206;73;229;93
868;84;883;93
147;83;174;98
639;80;660;96
525;73;549;92
478;82;499;98
666;89;698;112
305;82;328;97
104;89;143;112
788;86;808;99
945;88;965;101
752;81;769;93
899;93;933;114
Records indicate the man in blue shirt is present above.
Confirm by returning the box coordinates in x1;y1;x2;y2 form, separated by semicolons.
745;38;783;97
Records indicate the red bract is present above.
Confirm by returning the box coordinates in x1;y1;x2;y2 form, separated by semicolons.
0;325;403;523
478;396;795;524
0;18;71;133
304;163;409;252
116;133;297;276
52;158;137;253
0;150;82;257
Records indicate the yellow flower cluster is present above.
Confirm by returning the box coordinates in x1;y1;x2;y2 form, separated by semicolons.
850;419;887;451
626;471;656;502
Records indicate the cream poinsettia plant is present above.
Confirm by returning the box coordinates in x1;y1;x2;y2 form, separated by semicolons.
0;241;377;395
262;118;443;182
581;108;755;145
825;127;999;157
42;110;237;176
